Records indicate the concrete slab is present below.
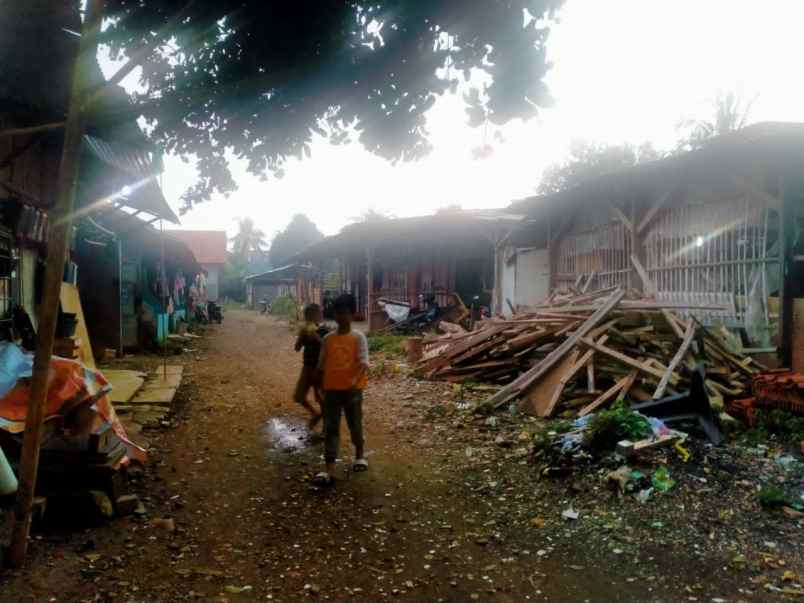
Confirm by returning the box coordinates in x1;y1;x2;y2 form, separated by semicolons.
103;369;147;404
147;372;182;389
131;387;176;405
152;365;184;377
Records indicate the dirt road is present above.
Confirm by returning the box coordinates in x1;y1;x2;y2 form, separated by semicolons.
2;310;775;602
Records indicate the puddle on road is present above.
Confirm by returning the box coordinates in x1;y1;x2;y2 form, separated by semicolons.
263;417;314;456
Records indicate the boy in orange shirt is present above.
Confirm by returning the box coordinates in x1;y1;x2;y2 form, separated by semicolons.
313;293;369;487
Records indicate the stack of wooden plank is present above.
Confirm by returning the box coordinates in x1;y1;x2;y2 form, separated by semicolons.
53;337;80;360
418;288;764;418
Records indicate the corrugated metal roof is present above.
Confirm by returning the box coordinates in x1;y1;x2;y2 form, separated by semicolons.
293;209;524;261
509;121;804;215
166;230;228;265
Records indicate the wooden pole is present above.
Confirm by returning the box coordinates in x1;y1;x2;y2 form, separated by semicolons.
779;173;798;369
0;122;66;140
8;0;105;568
366;246;374;330
160;219;168;380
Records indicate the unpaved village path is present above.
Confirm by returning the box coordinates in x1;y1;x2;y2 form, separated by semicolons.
3;310;773;602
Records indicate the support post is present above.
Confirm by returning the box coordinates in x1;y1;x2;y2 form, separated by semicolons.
366;246;374;330
9;0;104;568
779;172;799;368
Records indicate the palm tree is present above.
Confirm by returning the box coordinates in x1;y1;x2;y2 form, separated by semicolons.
679;92;755;151
230;217;268;259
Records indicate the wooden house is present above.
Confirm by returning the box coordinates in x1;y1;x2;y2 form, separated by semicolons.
0;1;199;356
295;211;521;331
498;122;804;370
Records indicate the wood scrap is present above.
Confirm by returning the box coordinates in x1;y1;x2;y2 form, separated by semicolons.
416;286;757;420
520;349;580;417
579;369;638;417
653;321;695;399
480;289;626;409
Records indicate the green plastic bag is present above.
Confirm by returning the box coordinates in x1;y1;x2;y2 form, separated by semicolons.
651;466;676;493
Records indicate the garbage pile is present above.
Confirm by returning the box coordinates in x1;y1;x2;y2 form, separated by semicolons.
419;288;763;423
0;342;146;520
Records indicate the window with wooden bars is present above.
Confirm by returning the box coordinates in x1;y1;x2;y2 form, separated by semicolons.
0;230;18;324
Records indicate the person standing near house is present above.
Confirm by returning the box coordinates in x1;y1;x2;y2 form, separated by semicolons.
313;293;369;487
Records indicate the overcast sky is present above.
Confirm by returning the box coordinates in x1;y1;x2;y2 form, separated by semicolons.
104;0;804;240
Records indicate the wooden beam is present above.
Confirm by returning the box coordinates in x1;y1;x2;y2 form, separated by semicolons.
578;336;677;383
0;133;45;169
505;298;516;315
529;334;610;417
779;174;797;368
0;178;43;206
479;289;625;409
609;203;633;232
630;254;655;295
653;321;695;399
661;308;686;339
579;369;638;416
366;246;374;330
0;122;65;140
549;212;576;249
9;0;105;568
580;271;596;294
637;190;672;234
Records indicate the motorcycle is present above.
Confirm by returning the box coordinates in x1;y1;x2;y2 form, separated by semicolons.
258;299;270;314
207;301;223;324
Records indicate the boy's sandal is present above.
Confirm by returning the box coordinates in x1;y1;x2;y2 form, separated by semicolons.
352;458;369;472
312;472;335;487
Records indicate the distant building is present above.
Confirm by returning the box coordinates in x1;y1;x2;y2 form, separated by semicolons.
166;231;228;301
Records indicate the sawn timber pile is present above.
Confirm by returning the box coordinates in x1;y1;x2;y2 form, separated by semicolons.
417;288;765;418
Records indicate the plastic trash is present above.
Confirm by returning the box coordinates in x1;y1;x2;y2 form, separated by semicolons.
0;341;33;398
635;488;653;504
651;466;676;493
0;446;18;495
561;507;579;521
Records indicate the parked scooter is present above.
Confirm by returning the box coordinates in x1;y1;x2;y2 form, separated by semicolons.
194;304;209;324
207;301;223;324
259;299;270;314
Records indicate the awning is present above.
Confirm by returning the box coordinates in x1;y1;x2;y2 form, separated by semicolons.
89;208;200;275
82;135;179;224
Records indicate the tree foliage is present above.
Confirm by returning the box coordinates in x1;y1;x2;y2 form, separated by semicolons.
537;141;660;195
676;91;754;152
269;214;324;266
352;208;394;223
230;217;268;258
102;1;564;209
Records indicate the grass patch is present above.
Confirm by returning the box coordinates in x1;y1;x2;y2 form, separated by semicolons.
739;409;804;446
270;295;299;318
587;400;652;452
758;484;789;509
367;334;405;357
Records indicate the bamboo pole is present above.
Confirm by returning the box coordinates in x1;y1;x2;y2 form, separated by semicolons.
8;0;105;568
